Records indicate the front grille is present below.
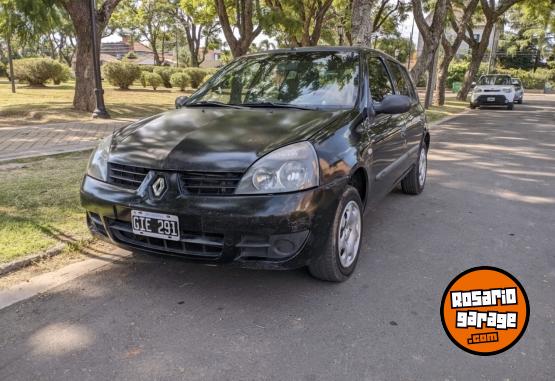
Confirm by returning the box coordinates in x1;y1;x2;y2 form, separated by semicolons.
108;219;224;258
477;95;506;104
180;171;243;195
108;163;149;189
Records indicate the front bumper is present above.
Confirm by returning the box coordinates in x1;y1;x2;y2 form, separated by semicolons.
471;93;514;106
81;175;346;269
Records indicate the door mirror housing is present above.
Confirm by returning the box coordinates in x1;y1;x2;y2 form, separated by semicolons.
175;96;188;109
373;94;411;115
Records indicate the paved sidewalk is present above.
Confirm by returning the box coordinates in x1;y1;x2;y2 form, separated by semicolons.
0;119;134;162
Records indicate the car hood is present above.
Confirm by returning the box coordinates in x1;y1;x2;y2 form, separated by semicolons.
109;107;351;172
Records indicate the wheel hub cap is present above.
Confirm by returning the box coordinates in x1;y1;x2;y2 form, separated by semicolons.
418;147;427;187
338;201;362;268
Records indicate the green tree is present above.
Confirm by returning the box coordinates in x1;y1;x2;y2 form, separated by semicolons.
171;0;219;67
111;0;174;66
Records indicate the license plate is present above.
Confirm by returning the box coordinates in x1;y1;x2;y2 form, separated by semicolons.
487;97;495;102
131;210;180;241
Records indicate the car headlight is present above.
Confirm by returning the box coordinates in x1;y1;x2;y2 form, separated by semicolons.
502;87;512;93
473;87;483;93
86;135;112;181
235;141;319;194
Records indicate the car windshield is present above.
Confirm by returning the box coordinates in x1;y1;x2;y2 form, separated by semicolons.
187;51;360;109
478;75;512;86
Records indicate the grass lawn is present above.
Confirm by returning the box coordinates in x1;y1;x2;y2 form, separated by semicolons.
425;97;468;123
0;81;191;127
0;151;91;263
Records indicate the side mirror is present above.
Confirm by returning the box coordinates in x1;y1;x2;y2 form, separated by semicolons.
471;81;476;88
175;96;188;109
373;94;411;115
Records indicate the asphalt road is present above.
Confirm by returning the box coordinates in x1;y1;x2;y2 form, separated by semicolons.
1;95;554;380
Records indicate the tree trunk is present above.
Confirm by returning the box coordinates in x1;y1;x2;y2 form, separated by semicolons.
7;35;16;94
62;0;121;112
434;59;449;106
351;0;375;46
73;26;97;112
457;22;494;101
409;0;448;83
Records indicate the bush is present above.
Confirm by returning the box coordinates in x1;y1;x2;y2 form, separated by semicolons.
495;67;555;89
140;71;149;87
153;66;179;88
102;62;141;90
144;72;163;90
52;64;72;85
13;58;67;86
183;67;209;88
170;72;191;91
0;62;6;78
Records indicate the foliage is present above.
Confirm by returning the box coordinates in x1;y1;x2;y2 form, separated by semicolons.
102;62;141;90
153;66;180;88
170;72;191;91
124;51;138;60
182;67;209;88
144;72;163;90
140;71;148;87
374;36;411;63
13;58;67;86
495;66;555;89
52;63;72;85
0;61;6;78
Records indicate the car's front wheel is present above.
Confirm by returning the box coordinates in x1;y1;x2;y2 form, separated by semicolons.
401;143;427;195
507;102;514;110
308;186;363;282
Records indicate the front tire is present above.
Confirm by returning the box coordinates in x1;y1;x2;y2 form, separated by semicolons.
507;102;514;110
401;143;427;195
308;186;363;282
469;103;476;109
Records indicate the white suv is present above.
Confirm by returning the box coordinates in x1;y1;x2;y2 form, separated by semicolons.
470;74;515;110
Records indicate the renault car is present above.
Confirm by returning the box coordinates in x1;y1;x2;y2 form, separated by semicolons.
81;47;429;282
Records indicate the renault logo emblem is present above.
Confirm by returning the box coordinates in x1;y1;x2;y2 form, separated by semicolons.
152;177;166;197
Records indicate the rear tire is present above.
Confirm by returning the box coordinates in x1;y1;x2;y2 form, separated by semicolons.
507;102;514;110
308;186;363;282
401;143;427;195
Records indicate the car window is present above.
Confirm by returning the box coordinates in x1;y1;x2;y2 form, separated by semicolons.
478;75;512;86
387;61;417;101
367;57;394;103
188;52;360;109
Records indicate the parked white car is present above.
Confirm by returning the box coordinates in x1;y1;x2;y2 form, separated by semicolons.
470;74;515;110
512;78;524;104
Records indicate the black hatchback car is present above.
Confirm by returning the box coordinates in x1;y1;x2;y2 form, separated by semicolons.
81;47;429;282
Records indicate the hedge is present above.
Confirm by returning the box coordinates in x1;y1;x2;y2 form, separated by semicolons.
495;67;555;89
0;62;6;78
102;62;141;90
143;72;163;90
13;58;70;86
153;66;180;88
52;64;73;85
182;68;209;88
170;72;191;91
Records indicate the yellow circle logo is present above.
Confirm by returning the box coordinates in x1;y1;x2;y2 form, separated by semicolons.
441;266;529;356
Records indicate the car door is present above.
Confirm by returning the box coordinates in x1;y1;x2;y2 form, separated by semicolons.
366;55;406;197
386;60;425;163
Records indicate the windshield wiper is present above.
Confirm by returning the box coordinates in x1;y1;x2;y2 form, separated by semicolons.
241;102;316;110
187;100;245;109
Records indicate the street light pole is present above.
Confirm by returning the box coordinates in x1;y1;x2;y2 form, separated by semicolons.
89;0;110;119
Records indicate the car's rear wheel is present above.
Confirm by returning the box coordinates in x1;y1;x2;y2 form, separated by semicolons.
401;143;427;195
308;186;362;282
507;102;514;110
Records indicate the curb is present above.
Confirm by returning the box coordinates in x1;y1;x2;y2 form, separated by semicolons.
0;145;95;163
0;244;65;277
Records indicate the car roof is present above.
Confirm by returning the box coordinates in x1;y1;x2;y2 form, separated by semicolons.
242;46;404;67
